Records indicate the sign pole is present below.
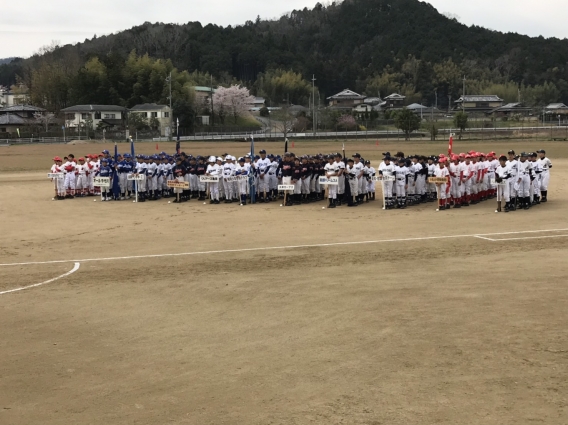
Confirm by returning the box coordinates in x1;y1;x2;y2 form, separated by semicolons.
382;180;386;210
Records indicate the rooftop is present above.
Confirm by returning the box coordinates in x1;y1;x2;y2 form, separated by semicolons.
0;105;46;113
384;93;406;100
61;105;127;113
327;89;366;100
455;95;503;103
545;103;568;109
130;103;170;111
0;114;30;125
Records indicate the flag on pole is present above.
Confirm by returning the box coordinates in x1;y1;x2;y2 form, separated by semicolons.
249;136;256;204
112;142;120;198
448;133;454;156
342;142;346;159
16;128;20;138
130;138;135;159
284;138;288;154
176;118;181;154
156;143;159;151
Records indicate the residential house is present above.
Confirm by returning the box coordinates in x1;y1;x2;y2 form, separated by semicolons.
193;86;216;107
383;93;406;109
406;103;442;118
543;103;568;122
248;97;266;111
130;103;172;136
327;89;366;110
0;105;47;133
60;105;127;130
454;95;503;113
488;102;533;118
0;85;30;107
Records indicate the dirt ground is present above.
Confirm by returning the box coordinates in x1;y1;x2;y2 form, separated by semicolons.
0;140;567;425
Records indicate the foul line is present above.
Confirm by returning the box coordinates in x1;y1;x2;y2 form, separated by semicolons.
0;263;80;295
0;229;567;267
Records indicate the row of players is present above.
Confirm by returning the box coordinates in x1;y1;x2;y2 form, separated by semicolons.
49;149;552;211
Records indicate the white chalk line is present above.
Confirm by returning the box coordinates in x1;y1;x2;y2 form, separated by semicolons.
0;228;567;268
0;263;80;295
474;236;495;241
486;234;568;242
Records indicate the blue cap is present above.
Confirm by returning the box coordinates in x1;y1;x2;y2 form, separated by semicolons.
102;150;109;155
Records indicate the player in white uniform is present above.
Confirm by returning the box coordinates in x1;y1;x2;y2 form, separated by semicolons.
426;157;437;202
435;158;450;210
379;156;396;209
75;157;88;197
335;153;346;205
495;155;512;212
506;150;519;210
62;155;76;198
407;158;416;204
146;156;159;200
267;155;279;201
537;150;552;202
529;152;542;205
222;156;236;203
50;157;65;200
235;157;251;205
206;157;222;204
350;154;365;204
324;155;339;208
256;150;271;203
135;155;148;202
516;152;533;210
394;158;409;209
448;155;461;208
365;160;376;201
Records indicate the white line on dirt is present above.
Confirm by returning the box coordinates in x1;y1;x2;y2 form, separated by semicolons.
474;236;496;241
487;234;568;242
0;263;81;295
0;228;567;267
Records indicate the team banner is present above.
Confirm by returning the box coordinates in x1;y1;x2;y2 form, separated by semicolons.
278;185;295;191
224;176;238;182
236;175;249;181
167;180;190;189
318;176;339;185
48;173;63;179
127;174;145;181
200;176;220;182
372;175;396;182
93;177;111;187
428;177;449;184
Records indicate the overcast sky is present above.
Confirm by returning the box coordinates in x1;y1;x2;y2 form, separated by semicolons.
1;0;567;58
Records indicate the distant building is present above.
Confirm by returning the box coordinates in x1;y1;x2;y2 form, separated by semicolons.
193;86;216;106
61;105;127;130
130;103;172;136
383;93;406;109
327;89;366;108
406;103;442;118
488;102;532;118
454;95;503;113
0;105;47;133
248;97;266;111
0;85;30;107
544;103;568;122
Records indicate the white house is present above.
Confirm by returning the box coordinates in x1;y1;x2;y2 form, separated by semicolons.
130;103;172;136
61;105;127;130
0;86;30;107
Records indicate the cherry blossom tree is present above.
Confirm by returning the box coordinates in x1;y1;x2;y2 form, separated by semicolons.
212;85;255;124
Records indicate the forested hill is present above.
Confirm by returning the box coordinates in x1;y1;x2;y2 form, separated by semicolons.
2;0;568;109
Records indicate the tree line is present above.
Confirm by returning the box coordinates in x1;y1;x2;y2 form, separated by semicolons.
1;0;568;124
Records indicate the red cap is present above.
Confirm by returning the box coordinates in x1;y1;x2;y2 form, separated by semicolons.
53;156;62;161
98;153;104;157
459;153;466;158
78;157;85;161
465;155;472;159
439;158;448;164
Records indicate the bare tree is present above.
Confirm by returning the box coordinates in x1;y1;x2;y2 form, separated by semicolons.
271;105;297;141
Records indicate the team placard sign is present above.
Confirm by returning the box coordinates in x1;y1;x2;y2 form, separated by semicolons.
200;176;220;182
236;175;249;181
93;177;111;187
224;176;238;182
428;177;448;184
490;178;507;186
167;180;190;189
127;174;145;181
319;176;339;185
278;185;295;191
48;173;63;179
372;175;396;182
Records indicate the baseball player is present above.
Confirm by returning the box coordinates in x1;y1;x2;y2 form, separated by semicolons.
517;152;533;210
506;150;519;210
62;154;76;198
379;156;395;209
222;155;236;203
394;158;409;209
529;152;542;205
235;157;251;205
435;158;450;210
135;155;148;202
171;157;186;203
365;160;376;201
96;158;113;201
75;157;88;197
206;156;222;204
449;155;461;208
324;155;338;208
494;155;512;212
50;157;65;200
537;150;552;202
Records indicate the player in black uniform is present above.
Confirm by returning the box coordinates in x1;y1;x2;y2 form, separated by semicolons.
196;156;207;200
171;157;187;203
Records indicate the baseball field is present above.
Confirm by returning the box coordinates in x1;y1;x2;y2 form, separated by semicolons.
1;139;567;425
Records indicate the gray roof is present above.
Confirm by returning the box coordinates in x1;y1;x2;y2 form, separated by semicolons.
0;105;45;113
130;103;169;111
455;95;503;103
384;93;406;100
364;97;383;105
327;89;365;100
545;103;568;109
406;103;427;110
61;105;127;113
489;103;532;113
0;114;30;125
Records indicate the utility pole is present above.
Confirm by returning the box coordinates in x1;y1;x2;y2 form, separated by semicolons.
434;89;438;109
165;72;173;141
312;74;316;137
462;75;466;113
210;75;214;127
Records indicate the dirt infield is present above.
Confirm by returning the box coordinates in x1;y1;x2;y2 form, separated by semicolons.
1;140;567;425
